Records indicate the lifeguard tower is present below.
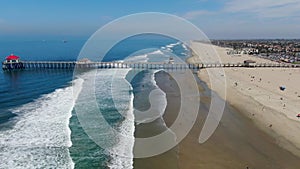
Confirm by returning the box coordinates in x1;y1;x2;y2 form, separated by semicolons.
168;57;174;64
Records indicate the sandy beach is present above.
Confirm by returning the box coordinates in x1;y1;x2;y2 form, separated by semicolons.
189;41;300;157
134;69;300;169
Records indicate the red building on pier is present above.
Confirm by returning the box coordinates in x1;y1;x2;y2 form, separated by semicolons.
2;54;24;71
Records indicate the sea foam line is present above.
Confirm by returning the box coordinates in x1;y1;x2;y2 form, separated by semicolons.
0;78;84;169
77;69;135;169
152;70;177;142
133;69;168;125
108;69;135;169
152;69;168;118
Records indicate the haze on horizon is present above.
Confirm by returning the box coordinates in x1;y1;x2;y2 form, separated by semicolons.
0;0;300;40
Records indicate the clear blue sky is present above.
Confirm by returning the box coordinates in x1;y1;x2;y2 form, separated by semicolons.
0;0;299;40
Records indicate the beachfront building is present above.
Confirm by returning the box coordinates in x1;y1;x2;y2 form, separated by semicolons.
244;60;256;67
78;58;92;63
168;57;174;64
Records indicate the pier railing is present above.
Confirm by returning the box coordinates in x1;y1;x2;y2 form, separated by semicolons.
2;61;300;71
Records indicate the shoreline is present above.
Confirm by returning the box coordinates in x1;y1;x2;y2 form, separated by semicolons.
134;69;300;169
189;42;300;157
133;70;180;169
132;41;300;168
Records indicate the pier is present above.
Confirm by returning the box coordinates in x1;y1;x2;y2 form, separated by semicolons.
2;61;300;71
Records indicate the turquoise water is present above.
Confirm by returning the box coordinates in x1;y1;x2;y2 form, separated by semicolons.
0;35;189;168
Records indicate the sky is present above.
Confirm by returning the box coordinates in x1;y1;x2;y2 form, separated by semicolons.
0;0;300;40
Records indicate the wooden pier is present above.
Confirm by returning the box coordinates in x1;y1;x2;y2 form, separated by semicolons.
2;61;300;71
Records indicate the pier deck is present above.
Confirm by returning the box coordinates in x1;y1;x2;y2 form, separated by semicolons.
2;61;300;71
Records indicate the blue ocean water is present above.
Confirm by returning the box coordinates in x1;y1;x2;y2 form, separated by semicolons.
0;34;189;168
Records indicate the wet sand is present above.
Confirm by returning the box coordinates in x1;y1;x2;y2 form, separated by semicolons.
189;42;300;157
134;70;300;169
133;71;180;169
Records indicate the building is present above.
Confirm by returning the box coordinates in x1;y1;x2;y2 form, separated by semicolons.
244;60;256;67
168;57;174;64
2;54;24;71
78;58;92;63
4;54;20;63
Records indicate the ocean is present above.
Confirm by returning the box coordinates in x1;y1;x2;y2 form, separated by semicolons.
0;35;189;169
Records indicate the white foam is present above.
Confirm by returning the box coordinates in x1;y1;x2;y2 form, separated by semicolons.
165;47;173;52
152;70;177;142
149;50;164;55
125;54;149;62
166;42;180;49
108;92;135;169
152;70;168;118
181;52;187;56
76;69;135;169
0;79;83;169
109;69;135;169
182;43;188;51
134;69;168;125
163;41;182;54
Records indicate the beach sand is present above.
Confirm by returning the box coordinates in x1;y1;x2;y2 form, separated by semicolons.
189;42;300;157
134;70;300;169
